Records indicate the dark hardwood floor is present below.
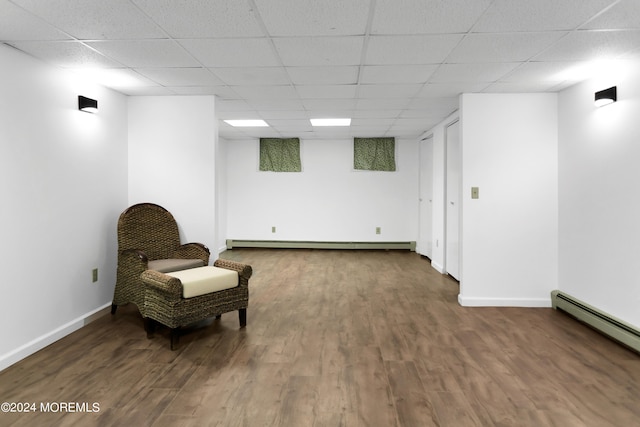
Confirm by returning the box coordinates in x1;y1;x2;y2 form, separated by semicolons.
1;249;639;426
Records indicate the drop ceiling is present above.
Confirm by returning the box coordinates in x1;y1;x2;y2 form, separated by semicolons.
1;0;639;140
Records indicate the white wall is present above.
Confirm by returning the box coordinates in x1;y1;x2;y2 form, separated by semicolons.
459;93;559;307
558;59;640;327
0;44;128;370
128;96;218;254
225;138;419;242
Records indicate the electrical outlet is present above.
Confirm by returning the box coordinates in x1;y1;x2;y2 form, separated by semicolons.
92;268;98;283
272;226;276;233
376;227;381;235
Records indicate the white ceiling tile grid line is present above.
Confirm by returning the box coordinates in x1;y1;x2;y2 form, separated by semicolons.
1;0;638;139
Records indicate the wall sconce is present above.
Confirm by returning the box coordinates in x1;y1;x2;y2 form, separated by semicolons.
78;95;98;113
594;86;616;107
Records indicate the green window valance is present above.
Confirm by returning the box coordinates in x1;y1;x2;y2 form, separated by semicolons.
353;137;396;171
259;138;301;172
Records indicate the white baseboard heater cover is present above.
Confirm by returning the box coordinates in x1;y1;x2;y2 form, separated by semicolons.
226;239;416;251
551;290;640;354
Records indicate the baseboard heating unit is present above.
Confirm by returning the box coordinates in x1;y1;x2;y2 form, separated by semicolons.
551;290;640;354
226;239;416;251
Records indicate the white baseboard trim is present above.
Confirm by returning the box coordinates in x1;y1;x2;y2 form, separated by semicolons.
458;294;552;308
431;260;445;274
225;239;416;251
0;303;111;372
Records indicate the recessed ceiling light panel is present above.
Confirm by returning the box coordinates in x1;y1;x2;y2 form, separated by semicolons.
224;119;269;127
310;118;351;127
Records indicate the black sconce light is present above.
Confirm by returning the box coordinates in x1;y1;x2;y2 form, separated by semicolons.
78;95;98;112
594;86;616;107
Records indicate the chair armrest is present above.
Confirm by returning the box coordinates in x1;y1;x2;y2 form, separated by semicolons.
214;259;252;280
140;270;182;297
117;249;149;275
173;243;210;264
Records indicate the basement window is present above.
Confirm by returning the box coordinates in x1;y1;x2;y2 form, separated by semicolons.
353;137;396;171
259;138;301;172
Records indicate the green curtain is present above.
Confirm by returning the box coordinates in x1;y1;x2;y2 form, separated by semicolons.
353;137;396;171
259;138;301;172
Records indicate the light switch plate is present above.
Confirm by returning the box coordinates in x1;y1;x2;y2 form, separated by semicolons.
471;187;479;199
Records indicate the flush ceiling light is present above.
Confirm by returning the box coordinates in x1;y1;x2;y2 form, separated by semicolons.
310;118;351;127
78;95;98;112
223;119;269;127
594;86;617;107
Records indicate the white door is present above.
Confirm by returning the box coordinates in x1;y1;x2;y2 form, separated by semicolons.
445;120;460;280
418;136;433;257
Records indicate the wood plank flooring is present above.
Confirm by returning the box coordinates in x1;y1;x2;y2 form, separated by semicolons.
1;249;639;426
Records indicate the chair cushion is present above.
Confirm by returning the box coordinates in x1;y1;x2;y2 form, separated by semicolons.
166;266;239;299
148;258;204;273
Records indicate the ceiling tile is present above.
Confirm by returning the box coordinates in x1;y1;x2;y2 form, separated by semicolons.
179;38;281;67
416;82;489;97
365;35;463;65
429;63;521;83
473;0;615;32
358;84;423;99
211;67;291;86
583;0;640;30
216;111;263;121
13;0;165;39
499;61;590;83
446;33;566;63
356;98;411;110
136;67;224;86
534;29;640;61
288;66;359;85
350;110;398;120
215;99;253;112
132;0;263;37
9;40;121;68
407;96;459;112
4;0;638;139
296;85;357;99
72;67;157;89
483;82;559;92
273;36;364;66
360;65;438;84
248;99;305;111
117;86;175;96
0;1;71;41
483;82;557;93
351;117;395;127
86;40;200;67
254;0;370;36
232;85;298;100
167;86;235;96
372;0;493;34
303;98;357;110
259;110;310;119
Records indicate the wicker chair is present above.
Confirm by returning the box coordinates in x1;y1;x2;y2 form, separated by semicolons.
140;259;252;350
111;203;210;315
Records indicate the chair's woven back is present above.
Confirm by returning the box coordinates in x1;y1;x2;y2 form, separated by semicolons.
117;203;181;260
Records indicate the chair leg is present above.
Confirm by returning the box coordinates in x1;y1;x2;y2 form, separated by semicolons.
170;328;180;351
111;304;117;315
144;318;156;338
239;308;247;328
